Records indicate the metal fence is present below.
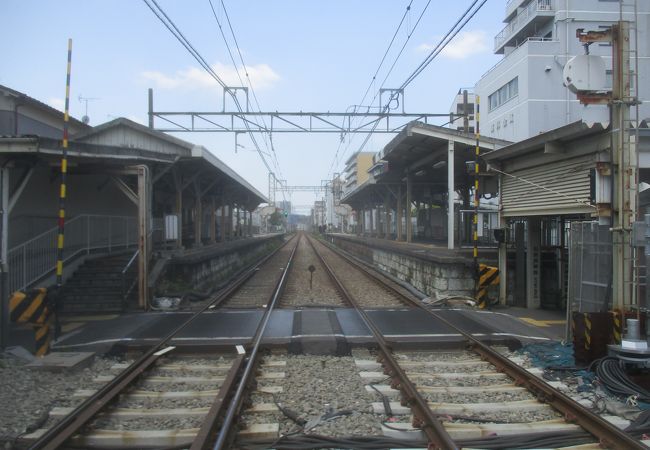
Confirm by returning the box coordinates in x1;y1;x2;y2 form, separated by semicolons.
459;210;500;247
569;221;612;312
7;214;138;293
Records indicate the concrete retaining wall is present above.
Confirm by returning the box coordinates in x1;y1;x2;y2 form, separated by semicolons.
327;235;474;299
158;234;284;294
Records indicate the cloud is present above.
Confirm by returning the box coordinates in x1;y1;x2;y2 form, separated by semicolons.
141;63;280;91
48;97;65;110
418;30;488;59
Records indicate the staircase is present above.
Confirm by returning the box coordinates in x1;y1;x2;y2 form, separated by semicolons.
62;254;137;313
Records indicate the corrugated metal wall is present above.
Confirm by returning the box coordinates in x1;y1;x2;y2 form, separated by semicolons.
501;154;595;217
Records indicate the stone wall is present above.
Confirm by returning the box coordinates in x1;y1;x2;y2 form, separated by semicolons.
158;235;284;294
328;235;474;299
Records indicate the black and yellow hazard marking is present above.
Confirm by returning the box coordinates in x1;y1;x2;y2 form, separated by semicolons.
584;312;592;351
472;96;481;263
477;262;498;309
34;315;54;357
10;288;48;323
56;39;72;287
611;310;622;344
9;288;54;356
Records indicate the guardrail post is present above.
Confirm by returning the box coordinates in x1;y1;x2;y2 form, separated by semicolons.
108;218;112;253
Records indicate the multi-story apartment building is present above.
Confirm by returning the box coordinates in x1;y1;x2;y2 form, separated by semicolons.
343;151;375;195
475;0;649;142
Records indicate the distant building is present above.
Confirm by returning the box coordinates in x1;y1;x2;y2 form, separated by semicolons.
325;176;344;229
475;0;649;142
448;89;476;133
343;151;375;195
312;200;326;227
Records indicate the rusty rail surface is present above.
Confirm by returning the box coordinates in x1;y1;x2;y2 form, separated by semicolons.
28;235;297;450
209;233;301;450
316;235;646;450
305;235;459;450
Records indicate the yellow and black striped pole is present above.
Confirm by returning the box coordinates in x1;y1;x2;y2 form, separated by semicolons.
473;96;482;307
56;39;72;288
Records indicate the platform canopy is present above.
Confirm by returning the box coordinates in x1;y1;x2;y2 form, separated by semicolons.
342;121;510;249
1;118;267;210
343;121;509;208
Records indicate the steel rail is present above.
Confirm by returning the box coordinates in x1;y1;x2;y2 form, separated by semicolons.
190;354;245;449
211;233;301;450
317;236;647;450
303;236;354;308
28;235;296;450
304;235;458;450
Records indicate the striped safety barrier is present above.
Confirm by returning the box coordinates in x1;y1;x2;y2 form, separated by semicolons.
477;263;499;309
9;288;55;356
611;310;622;345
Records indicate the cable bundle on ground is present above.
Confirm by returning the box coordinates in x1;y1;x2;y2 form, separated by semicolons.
591;356;650;402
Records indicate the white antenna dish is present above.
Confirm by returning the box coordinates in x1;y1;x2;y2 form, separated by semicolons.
563;54;607;93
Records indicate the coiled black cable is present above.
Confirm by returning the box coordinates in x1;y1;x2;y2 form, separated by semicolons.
590;356;650;402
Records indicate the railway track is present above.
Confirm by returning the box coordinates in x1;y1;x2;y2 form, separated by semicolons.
21;232;650;449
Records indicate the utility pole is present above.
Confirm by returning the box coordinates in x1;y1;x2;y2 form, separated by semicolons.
575;20;638;309
611;21;637;310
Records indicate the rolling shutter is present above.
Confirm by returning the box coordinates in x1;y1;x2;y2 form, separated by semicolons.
501;155;595;217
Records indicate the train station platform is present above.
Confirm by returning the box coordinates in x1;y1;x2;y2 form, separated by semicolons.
325;233;497;301
50;306;565;355
326;233;498;264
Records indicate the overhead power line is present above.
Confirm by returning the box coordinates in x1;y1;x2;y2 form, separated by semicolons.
142;0;276;177
213;0;287;202
401;0;487;89
354;0;489;156
208;0;284;178
328;0;431;179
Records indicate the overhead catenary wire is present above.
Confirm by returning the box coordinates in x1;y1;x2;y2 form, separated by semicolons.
142;0;278;180
209;0;285;180
327;0;418;179
353;0;488;157
207;0;287;204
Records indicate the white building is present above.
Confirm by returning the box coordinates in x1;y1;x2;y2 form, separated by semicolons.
475;0;649;142
448;89;477;133
325;177;344;229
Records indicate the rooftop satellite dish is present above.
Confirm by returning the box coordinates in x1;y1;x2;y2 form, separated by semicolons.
82;115;90;124
563;54;607;93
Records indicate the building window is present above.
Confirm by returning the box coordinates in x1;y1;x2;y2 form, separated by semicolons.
488;77;518;111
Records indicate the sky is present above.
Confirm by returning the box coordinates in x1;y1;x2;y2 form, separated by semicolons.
0;1;506;213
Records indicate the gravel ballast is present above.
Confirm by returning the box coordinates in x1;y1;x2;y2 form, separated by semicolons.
0;354;123;444
263;354;387;437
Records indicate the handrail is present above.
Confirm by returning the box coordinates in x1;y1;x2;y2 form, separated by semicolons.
121;249;140;276
9;214;135;253
494;0;554;51
121;249;140;303
8;214;137;293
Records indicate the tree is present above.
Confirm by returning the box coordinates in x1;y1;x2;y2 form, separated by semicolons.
269;211;283;226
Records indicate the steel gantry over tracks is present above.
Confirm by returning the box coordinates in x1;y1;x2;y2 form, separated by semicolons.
147;89;455;134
